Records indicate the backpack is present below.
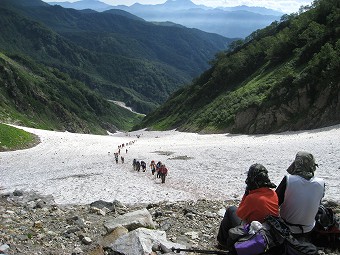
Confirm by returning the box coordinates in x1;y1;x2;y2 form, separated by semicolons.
234;228;272;255
228;221;277;255
264;216;318;255
315;205;337;231
284;237;318;255
312;204;340;248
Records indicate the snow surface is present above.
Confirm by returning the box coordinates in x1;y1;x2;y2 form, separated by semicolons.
0;125;339;205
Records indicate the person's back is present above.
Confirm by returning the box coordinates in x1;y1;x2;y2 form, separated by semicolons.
217;163;279;249
279;174;324;233
276;151;325;235
159;164;168;183
237;187;279;224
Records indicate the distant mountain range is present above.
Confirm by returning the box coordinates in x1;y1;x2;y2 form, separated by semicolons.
49;0;112;11
0;0;232;133
46;0;284;38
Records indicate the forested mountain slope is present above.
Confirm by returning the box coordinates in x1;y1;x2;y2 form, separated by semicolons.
0;0;231;114
0;52;142;134
138;0;340;134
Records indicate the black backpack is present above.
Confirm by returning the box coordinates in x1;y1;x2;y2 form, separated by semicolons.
264;216;318;255
312;204;340;248
284;237;318;255
315;205;337;231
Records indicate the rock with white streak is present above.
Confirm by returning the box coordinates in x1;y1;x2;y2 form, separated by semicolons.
104;208;155;232
109;228;185;255
0;244;10;253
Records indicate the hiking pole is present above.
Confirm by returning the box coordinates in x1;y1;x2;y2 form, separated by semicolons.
171;247;230;254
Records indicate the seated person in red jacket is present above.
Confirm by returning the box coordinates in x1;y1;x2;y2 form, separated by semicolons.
217;163;279;250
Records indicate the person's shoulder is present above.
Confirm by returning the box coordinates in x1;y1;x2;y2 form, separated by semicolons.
311;176;325;186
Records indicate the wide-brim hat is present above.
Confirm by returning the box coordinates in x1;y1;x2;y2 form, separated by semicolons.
287;151;318;176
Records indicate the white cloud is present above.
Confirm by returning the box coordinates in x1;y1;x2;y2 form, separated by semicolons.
192;0;312;13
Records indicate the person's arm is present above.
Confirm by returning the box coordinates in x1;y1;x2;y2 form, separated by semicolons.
275;176;287;206
320;182;325;204
236;194;254;223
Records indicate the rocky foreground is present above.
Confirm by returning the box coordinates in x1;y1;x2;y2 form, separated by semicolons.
0;191;339;255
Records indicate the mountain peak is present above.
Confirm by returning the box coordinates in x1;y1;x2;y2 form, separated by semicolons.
1;0;49;7
163;0;197;9
48;0;111;10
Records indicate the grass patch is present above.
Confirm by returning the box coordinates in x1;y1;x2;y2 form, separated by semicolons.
0;123;40;152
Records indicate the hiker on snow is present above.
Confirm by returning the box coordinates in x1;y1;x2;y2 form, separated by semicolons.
159;164;168;183
141;161;147;172
150;160;156;175
136;160;141;171
216;163;279;250
156;161;162;178
132;159;137;170
114;152;119;164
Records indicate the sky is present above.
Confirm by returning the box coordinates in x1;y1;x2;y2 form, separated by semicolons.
43;0;313;14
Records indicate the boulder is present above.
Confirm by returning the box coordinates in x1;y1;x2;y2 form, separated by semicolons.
99;226;129;247
109;228;185;255
104;208;155;232
90;200;115;212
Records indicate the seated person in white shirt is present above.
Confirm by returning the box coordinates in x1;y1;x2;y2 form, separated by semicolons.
276;151;325;240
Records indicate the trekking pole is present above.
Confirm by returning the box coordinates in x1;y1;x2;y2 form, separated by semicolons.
171;247;230;254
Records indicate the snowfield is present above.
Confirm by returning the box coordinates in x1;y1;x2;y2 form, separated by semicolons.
1;125;339;205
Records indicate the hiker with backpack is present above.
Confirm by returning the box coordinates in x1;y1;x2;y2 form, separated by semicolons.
216;163;279;250
275;151;325;241
156;161;162;178
141;160;147;172
150;160;156;175
136;160;141;171
114;152;119;164
132;159;137;170
159;164;168;183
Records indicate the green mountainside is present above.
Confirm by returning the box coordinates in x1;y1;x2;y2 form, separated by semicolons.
0;0;231;115
0;123;39;151
0;52;142;134
138;0;340;134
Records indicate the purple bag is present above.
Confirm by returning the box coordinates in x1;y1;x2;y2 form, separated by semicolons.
234;229;268;255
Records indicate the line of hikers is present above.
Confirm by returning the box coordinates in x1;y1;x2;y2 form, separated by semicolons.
111;139;137;163
216;151;339;254
132;159;168;183
113;152;124;164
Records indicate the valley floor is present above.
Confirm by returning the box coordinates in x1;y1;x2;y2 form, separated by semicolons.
0;125;339;206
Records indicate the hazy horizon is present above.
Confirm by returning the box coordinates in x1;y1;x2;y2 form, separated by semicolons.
42;0;313;14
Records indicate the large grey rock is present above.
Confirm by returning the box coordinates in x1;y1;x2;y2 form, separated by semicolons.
90;200;115;211
0;244;10;253
109;228;185;255
99;226;128;247
104;208;155;232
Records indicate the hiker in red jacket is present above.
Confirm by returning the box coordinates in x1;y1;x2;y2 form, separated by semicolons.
216;163;279;250
159;164;168;183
